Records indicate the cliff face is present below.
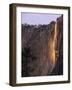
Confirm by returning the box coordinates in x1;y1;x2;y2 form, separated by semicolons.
22;15;63;77
51;15;63;75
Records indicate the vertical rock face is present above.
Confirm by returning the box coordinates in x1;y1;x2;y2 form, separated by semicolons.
22;15;63;77
51;15;63;75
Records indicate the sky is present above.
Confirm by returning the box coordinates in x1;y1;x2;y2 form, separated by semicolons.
21;12;62;25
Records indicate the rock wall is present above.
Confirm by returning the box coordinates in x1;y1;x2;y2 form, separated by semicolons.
21;15;63;77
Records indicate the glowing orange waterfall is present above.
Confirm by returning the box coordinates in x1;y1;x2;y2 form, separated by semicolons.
53;21;57;63
48;22;57;64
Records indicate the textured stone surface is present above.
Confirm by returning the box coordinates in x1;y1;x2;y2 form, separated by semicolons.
21;15;63;77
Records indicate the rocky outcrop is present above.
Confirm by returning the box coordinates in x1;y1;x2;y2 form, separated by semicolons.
22;15;63;77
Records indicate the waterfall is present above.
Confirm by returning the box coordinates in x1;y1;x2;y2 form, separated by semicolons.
51;21;57;65
48;21;57;65
53;21;57;63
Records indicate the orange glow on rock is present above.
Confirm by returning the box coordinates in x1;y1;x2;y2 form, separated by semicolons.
48;22;57;64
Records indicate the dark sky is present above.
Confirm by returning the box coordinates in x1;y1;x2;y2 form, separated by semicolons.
21;12;62;25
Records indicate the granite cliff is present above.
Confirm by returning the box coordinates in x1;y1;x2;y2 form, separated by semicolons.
21;15;63;77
